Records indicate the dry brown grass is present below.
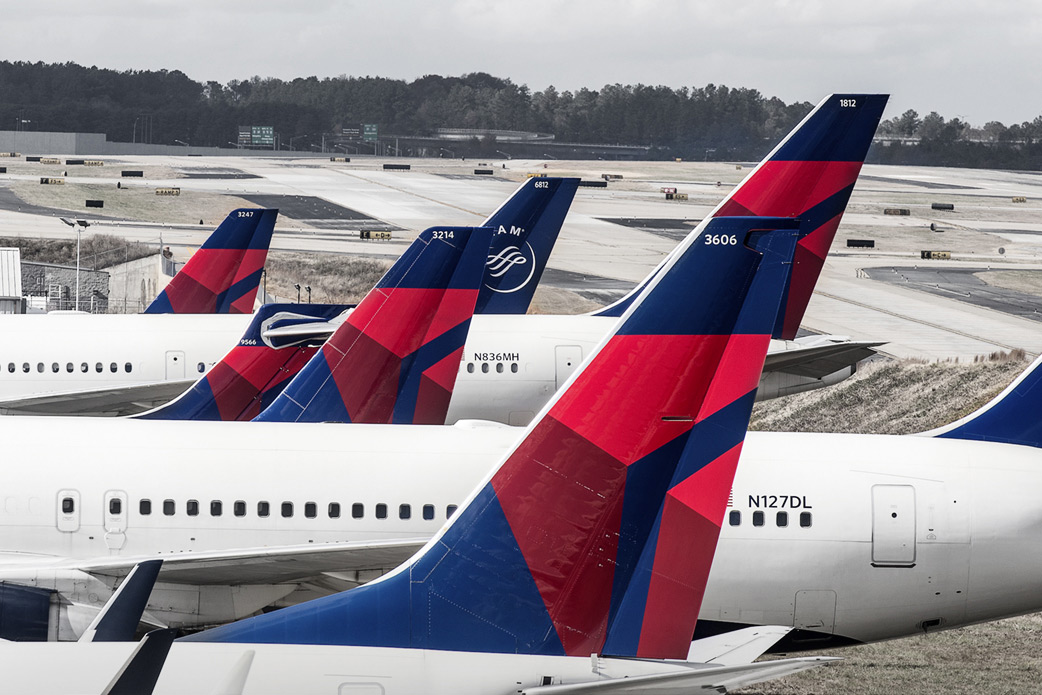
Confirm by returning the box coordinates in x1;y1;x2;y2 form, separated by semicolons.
0;233;156;269
262;252;392;304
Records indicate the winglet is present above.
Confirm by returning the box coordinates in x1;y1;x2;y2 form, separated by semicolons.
145;208;277;314
476;177;579;314
254;225;493;424
188;215;799;661
136;304;350;421
922;352;1042;447
80;559;163;643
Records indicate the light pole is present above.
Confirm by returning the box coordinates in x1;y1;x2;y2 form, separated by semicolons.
305;285;311;303
439;147;455;158
496;150;511;160
59;218;90;311
174;139;190;147
294;283;301;303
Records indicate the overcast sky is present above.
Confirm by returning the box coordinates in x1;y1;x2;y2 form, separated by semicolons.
5;0;1040;125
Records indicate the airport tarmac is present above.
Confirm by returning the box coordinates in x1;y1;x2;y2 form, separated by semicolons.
3;154;1042;360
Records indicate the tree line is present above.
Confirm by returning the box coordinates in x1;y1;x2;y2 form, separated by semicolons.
1;61;1040;168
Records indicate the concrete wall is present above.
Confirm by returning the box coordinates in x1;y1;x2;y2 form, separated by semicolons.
106;254;171;314
0;130;327;158
21;261;108;313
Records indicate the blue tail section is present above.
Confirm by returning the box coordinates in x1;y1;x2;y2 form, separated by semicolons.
926;353;1042;448
145;208;277;314
185;216;798;658
476;177;579;314
137;303;348;422
254;226;492;425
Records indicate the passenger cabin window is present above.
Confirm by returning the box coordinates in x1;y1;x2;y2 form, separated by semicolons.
800;512;813;528
496;363;504;373
109;498;122;515
466;363;474;374
80;362;88;373
422;504;434;521
197;362;205;373
281;502;293;518
37;363;43;373
375;503;387;519
399;504;411;520
234;501;246;517
95;362;103;373
352;503;364;519
752;511;765;527
109;362;117;373
446;504;458;519
51;362;58;373
210;500;222;517
305;502;317;519
511;363;519;373
186;500;199;517
61;497;75;514
22;362;29;373
139;499;151;515
6;362;12;373
163;499;175;516
728;510;741;526
66;362;73;373
125;362;133;373
257;501;270;517
328;503;341;519
776;511;788;527
481;363;489;374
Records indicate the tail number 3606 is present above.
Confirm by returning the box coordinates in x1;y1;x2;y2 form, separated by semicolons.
704;234;738;246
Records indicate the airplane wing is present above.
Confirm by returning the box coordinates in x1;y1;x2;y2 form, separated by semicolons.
685;625;792;665
0;379;198;416
763;338;884;379
522;657;838;695
74;538;427;586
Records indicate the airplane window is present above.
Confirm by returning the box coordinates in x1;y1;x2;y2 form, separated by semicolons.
446;504;458;519
125;362;133;373
197;362;205;373
257;501;270;517
22;362;29;373
281;502;293;518
728;510;741;526
466;363;474;374
481;363;489;374
61;497;74;514
351;503;364;519
139;499;151;515
66;362;73;373
399;504;411;520
95;362;103;373
109;498;122;515
423;504;434;520
305;502;317;519
376;503;387;519
80;362;88;373
776;511;788;528
234;501;246;517
800;512;813;528
6;363;12;373
328;503;341;519
752;511;765;527
186;500;199;517
496;363;504;373
511;363;518;373
163;499;175;516
109;362;117;373
210;500;222;516
51;362;58;373
36;363;43;373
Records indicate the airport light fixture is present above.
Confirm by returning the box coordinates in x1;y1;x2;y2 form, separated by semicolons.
174;139;190;147
305;285;312;303
294;283;301;303
496;150;511;160
59;218;90;311
439;147;455;158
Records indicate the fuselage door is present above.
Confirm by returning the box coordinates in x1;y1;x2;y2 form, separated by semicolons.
555;345;583;390
103;490;128;551
165;350;186;380
56;489;80;533
872;484;916;566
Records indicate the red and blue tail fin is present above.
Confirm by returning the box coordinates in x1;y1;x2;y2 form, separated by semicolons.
476;177;579;314
144;208;277;314
188;215;799;658
595;94;888;340
922;353;1042;448
254;226;493;424
135;303;349;422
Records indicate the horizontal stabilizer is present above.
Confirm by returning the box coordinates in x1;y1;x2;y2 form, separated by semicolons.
763;338;883;378
0;379;196;416
685;625;792;665
522;657;838;695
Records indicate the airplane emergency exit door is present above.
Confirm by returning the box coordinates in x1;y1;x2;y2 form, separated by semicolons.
872;484;916;566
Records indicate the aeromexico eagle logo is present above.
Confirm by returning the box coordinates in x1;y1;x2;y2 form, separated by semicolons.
485;225;536;294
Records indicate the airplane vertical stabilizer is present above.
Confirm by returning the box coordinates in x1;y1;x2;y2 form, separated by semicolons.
144;208;277;314
188;215;799;660
476;177;579;314
136;303;349;421
254;226;493;424
595;94;888;341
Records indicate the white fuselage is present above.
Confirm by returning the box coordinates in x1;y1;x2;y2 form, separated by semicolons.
1;415;1041;646
0;312;830;417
